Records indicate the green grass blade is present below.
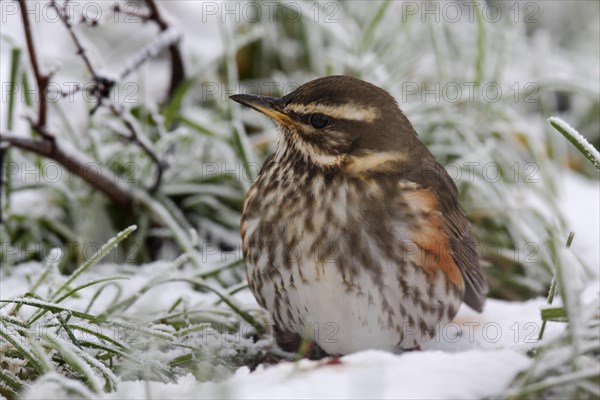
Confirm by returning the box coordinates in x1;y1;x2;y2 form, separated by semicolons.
179;116;220;137
54;277;129;304
98;253;188;318
50;225;137;302
0;367;26;395
549;117;600;170
0;298;104;323
541;307;567;322
163;78;195;129
48;340;103;393
27;338;55;373
0;321;45;374
361;0;391;51
6;47;21;130
162;277;263;334
9;250;59;315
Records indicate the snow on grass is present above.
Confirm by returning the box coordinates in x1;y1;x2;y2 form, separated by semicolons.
1;261;564;400
79;294;566;399
20;372;96;400
0;248;565;400
549;117;600;170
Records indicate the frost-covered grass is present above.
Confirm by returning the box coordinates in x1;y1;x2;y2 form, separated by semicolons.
1;1;599;399
549;116;600;169
0;227;271;398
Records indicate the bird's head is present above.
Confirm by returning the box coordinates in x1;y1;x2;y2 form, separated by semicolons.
230;76;423;173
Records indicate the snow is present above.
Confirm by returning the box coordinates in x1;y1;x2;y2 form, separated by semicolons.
559;171;600;273
9;189;65;220
102;350;530;400
104;298;570;398
22;373;96;400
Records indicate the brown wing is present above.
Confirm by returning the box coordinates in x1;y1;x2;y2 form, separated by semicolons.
402;157;488;312
442;199;488;312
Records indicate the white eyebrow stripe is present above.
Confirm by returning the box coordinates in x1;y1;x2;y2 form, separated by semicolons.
344;151;407;174
285;102;380;122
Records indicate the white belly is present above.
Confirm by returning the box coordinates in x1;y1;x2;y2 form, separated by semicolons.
276;259;454;354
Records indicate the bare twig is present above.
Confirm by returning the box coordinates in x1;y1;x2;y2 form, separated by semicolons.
49;0;115;115
7;0;180;213
18;0;50;130
110;106;165;192
143;0;185;99
110;3;152;23
0;132;132;209
49;0;97;77
144;0;168;30
118;28;181;80
78;12;101;27
110;0;185;100
24;117;54;141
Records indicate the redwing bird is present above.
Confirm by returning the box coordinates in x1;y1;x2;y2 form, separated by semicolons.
231;76;487;356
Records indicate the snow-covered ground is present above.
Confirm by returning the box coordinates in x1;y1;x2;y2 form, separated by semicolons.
104;349;531;399
560;171;600;269
3;171;596;400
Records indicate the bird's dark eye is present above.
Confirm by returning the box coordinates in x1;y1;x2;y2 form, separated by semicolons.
309;114;329;129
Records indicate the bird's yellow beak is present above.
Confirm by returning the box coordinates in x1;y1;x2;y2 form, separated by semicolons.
230;94;296;127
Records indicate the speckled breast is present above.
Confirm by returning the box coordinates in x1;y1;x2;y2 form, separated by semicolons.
241;158;464;355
